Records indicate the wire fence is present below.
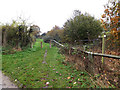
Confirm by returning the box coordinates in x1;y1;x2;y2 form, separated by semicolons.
51;39;120;88
74;39;102;53
72;36;120;56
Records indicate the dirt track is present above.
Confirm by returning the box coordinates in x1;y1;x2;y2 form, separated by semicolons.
0;70;18;89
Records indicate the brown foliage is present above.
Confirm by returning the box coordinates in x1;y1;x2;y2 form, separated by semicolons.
101;0;120;51
64;47;120;88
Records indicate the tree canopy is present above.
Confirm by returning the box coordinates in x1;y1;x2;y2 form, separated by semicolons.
43;25;64;42
1;18;41;50
101;0;120;51
62;10;103;44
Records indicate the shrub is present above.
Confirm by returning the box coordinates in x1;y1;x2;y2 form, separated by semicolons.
43;36;53;43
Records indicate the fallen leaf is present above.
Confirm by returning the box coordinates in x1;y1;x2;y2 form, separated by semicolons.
69;80;72;83
56;71;58;73
46;82;50;86
32;68;34;70
15;79;17;82
73;82;77;84
67;77;71;79
72;77;75;80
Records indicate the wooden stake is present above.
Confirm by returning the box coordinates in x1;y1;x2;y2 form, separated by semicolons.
41;42;42;48
50;40;51;48
102;32;106;64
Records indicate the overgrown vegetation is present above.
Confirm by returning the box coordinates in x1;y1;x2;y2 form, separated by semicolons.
2;39;99;88
1;17;40;54
101;0;120;52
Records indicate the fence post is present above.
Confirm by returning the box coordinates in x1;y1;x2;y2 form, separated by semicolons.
102;33;104;64
102;32;106;64
50;40;51;48
41;42;42;48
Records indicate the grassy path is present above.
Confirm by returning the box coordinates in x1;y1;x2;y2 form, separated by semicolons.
2;39;97;88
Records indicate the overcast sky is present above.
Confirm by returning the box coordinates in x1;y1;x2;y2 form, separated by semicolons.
0;0;108;33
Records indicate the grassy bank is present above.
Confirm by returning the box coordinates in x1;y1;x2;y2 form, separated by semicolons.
2;39;98;88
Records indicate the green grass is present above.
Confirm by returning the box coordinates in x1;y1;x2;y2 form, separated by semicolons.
2;39;98;88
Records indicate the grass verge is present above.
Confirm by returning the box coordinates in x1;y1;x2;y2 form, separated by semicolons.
2;39;98;88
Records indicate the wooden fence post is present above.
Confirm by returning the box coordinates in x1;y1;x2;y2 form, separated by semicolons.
50;40;51;48
41;42;42;48
102;32;106;64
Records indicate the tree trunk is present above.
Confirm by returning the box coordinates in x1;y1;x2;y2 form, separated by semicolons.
30;42;33;48
3;30;7;47
0;29;2;46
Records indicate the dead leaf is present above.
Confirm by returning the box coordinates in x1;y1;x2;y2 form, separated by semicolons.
67;77;71;79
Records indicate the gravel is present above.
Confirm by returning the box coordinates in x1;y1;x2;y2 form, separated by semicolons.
0;70;18;89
